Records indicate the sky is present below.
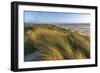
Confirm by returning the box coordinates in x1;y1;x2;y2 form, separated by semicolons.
24;11;90;24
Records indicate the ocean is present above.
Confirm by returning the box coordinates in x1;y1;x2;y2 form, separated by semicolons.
55;23;90;29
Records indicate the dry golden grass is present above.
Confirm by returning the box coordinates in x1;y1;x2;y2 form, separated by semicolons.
24;24;90;61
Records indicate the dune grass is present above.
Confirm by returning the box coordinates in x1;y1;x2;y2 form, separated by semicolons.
24;24;90;61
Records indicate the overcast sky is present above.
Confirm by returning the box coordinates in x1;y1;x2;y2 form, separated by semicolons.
24;11;90;24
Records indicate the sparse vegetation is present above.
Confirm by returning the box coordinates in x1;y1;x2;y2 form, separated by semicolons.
24;24;90;61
